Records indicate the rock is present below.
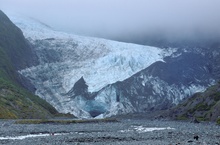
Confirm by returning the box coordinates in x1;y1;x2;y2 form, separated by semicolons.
194;135;199;141
191;118;200;123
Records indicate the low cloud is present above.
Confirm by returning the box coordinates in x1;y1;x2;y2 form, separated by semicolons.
1;0;220;44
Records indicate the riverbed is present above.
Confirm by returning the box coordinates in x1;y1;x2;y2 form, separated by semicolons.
0;118;219;145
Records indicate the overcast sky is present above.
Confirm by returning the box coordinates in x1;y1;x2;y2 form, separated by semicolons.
0;0;220;42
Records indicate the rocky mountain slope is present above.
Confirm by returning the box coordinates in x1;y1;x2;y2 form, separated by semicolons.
78;49;218;118
7;12;220;119
0;10;58;119
165;82;220;123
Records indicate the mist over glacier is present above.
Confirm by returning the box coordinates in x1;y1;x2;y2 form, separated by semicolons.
1;0;220;44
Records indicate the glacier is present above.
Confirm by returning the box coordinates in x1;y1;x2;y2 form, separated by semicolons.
8;14;214;118
8;15;176;118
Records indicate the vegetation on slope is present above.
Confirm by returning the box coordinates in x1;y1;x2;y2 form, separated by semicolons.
0;10;59;119
217;118;220;125
168;82;220;124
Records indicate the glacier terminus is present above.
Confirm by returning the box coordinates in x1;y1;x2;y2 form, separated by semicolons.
9;15;215;118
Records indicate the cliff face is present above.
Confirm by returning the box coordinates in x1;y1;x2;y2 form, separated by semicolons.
0;10;38;70
0;10;39;91
0;10;58;119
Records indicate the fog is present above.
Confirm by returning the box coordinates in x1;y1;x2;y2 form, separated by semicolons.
0;0;220;44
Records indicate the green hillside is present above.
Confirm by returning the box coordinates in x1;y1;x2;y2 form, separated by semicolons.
0;10;58;119
168;82;220;124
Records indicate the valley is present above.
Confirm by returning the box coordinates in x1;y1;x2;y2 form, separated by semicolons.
0;9;219;123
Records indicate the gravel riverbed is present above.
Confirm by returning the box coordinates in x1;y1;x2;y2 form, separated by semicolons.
0;118;219;145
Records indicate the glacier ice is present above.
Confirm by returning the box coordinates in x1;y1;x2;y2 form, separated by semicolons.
9;14;176;118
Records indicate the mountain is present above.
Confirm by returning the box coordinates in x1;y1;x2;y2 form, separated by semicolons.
8;13;220;118
165;82;220;123
0;10;58;119
89;47;220;118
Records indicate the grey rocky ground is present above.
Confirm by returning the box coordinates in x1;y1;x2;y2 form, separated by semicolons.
0;118;220;145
